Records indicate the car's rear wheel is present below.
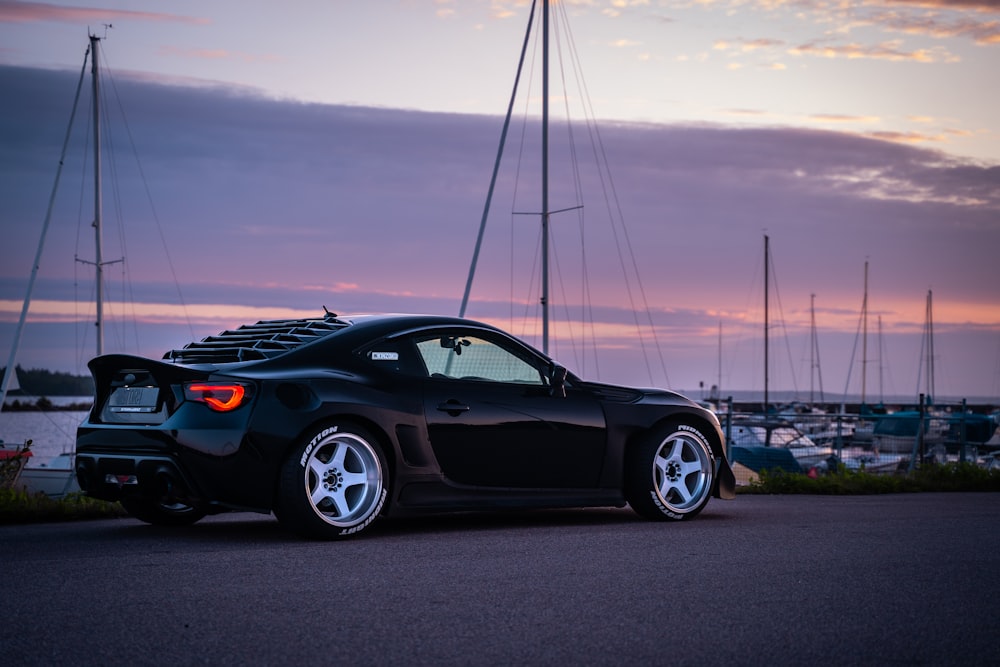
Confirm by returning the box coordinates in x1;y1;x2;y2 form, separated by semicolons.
625;422;715;521
120;497;207;526
276;423;388;539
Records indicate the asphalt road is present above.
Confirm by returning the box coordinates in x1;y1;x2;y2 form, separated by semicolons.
2;493;997;666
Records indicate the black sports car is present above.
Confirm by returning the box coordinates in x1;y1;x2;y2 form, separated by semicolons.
76;313;735;538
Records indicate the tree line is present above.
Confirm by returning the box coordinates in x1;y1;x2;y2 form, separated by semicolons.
1;366;94;397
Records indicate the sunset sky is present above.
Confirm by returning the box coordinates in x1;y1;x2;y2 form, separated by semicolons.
1;0;998;403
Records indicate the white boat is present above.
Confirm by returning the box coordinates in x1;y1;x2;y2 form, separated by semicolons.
0;441;80;498
16;453;81;498
870;411;945;454
728;417;833;470
838;449;907;474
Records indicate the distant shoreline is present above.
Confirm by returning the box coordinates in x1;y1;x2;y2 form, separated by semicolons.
2;397;92;412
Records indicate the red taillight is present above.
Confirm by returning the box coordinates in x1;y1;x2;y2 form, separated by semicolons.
184;383;247;412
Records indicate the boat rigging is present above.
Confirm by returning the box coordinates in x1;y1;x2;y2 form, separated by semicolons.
459;0;669;387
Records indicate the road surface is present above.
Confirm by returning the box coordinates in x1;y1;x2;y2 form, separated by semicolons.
2;493;997;665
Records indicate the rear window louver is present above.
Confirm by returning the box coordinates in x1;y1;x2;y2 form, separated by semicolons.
164;314;350;364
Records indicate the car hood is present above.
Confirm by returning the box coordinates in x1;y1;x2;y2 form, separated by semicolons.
576;380;699;407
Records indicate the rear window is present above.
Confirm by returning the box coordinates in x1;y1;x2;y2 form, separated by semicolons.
165;314;350;364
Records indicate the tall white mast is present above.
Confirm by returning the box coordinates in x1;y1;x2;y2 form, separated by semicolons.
540;0;550;354
924;289;935;402
861;260;869;405
91;33;105;357
763;234;769;411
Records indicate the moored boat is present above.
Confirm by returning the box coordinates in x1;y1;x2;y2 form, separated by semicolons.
727;416;833;470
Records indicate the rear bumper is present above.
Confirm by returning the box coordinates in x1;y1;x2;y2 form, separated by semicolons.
76;412;274;511
75;453;202;505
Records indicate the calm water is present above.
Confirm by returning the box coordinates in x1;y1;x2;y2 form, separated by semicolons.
0;410;88;460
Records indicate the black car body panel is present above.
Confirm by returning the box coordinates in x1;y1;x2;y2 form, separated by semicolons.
76;313;735;535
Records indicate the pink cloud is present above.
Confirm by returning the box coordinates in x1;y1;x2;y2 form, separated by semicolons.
788;39;960;62
2;64;998;396
157;45;282;64
870;8;1000;45
0;1;209;26
883;0;1000;12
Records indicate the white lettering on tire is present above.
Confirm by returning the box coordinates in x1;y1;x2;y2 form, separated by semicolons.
300;425;339;467
338;488;387;536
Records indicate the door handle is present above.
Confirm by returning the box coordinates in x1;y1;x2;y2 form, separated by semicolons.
437;400;470;415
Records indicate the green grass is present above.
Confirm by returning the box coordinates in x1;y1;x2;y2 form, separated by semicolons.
0;488;127;524
2;439;127;524
742;461;1000;495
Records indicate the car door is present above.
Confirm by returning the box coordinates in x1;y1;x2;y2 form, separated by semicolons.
413;329;607;489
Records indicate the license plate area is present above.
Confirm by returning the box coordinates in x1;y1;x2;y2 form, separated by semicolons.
109;386;160;413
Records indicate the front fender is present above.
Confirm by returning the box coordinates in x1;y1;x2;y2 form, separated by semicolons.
714;456;736;500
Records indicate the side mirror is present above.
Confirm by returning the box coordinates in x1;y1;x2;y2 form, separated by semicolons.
549;363;567;398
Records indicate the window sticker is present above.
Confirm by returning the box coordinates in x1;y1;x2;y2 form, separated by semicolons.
370;351;399;361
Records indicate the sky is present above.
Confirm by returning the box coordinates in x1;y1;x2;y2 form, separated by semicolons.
1;0;999;404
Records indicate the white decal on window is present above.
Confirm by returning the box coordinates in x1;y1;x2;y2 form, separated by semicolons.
371;351;399;361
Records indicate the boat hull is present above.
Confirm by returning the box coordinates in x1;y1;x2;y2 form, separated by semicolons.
17;453;80;498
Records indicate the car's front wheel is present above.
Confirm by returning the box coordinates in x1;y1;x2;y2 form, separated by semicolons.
276;423;388;539
625;422;715;521
119;496;207;526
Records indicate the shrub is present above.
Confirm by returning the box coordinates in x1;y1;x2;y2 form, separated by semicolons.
0;488;127;524
743;461;1000;495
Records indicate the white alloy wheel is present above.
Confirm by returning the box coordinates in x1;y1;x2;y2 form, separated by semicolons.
303;429;384;527
625;423;715;521
277;424;387;539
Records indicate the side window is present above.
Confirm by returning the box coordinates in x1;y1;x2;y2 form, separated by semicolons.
415;334;544;384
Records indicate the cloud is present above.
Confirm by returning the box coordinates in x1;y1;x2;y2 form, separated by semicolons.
868;8;1000;45
714;37;785;53
882;0;1000;13
1;63;997;393
692;0;1000;55
0;0;209;26
810;114;882;124
722;108;771;116
788;39;960;62
867;129;947;145
157;45;282;64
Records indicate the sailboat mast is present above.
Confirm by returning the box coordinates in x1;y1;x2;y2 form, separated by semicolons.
925;289;934;401
763;234;769;412
810;293;816;404
540;0;550;355
91;33;105;357
877;315;884;403
861;260;868;405
717;320;722;400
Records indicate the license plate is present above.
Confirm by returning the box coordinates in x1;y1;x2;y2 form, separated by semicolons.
109;386;159;413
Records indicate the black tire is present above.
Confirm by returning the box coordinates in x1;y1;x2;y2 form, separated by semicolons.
625;422;715;521
276;423;388;539
120;496;207;526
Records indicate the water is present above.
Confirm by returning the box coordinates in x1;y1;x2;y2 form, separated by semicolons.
0;410;88;460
